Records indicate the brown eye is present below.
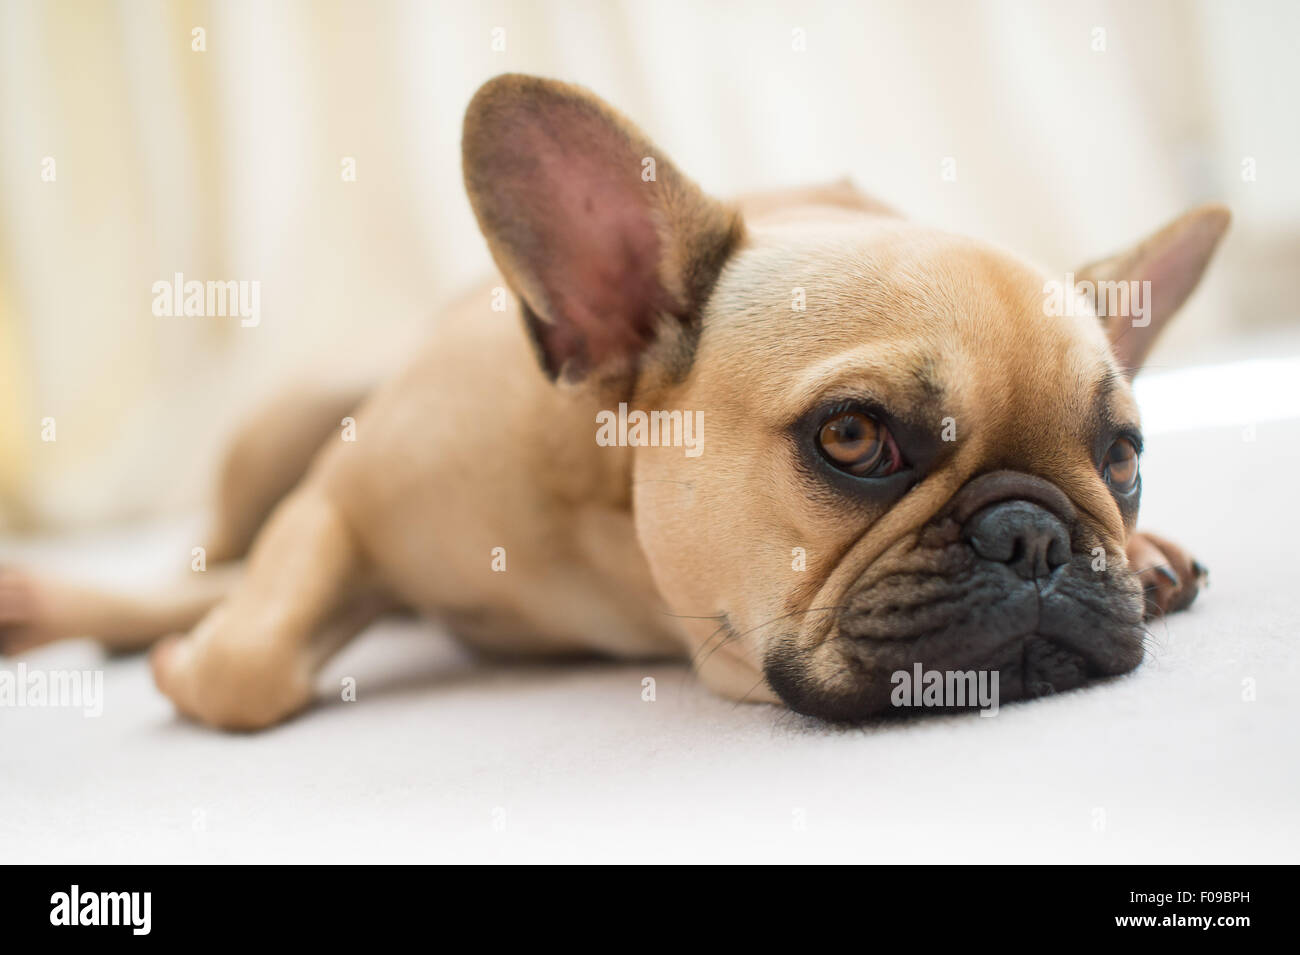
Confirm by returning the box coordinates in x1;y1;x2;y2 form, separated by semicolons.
817;410;900;476
1103;437;1140;493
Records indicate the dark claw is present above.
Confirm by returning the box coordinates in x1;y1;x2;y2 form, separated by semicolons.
1154;565;1180;588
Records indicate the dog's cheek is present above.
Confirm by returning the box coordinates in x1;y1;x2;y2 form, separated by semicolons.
631;451;716;611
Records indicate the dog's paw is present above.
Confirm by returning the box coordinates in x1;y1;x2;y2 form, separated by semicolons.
1126;531;1206;618
150;627;315;731
0;566;59;655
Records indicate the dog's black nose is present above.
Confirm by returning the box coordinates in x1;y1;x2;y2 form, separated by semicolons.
965;501;1071;580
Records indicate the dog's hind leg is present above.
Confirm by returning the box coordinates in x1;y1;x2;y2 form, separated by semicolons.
0;384;371;658
0;562;240;655
205;382;369;563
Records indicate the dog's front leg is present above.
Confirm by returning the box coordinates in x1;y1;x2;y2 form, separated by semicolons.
150;487;380;730
1126;531;1207;618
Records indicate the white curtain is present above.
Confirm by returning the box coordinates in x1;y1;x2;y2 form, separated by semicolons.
1;0;1295;529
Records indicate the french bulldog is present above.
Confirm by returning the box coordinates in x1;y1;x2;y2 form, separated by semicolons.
0;74;1226;729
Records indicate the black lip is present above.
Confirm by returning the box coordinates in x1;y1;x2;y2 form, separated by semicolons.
766;632;1139;723
763;554;1145;723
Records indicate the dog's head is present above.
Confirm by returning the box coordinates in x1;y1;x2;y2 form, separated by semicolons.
462;74;1229;718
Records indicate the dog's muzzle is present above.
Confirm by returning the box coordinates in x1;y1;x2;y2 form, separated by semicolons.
763;470;1145;721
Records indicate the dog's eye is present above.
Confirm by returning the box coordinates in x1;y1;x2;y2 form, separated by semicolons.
817;410;902;477
1102;437;1139;493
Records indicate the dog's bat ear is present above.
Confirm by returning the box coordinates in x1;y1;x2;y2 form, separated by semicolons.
462;74;743;383
1076;204;1230;377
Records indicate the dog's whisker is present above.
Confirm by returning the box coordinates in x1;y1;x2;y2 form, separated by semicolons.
659;609;726;621
732;674;770;709
687;621;734;672
691;605;847;674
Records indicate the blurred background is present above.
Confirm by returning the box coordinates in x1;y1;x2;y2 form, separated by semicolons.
1;0;1297;531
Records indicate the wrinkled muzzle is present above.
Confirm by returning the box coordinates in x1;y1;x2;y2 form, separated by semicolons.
764;472;1146;721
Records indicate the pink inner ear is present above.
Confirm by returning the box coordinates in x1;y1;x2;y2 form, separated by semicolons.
508;106;674;376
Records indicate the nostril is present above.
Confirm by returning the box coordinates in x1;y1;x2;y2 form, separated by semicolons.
965;500;1072;580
